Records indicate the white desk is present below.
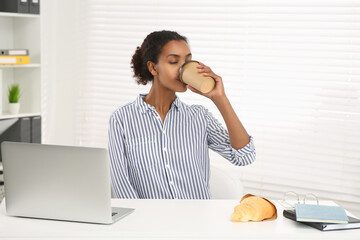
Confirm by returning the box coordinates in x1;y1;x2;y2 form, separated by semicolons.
0;199;359;239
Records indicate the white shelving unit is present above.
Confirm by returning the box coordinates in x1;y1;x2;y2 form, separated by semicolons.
0;11;41;116
0;11;42;204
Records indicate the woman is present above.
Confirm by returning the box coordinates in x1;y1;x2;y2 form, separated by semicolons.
108;30;255;199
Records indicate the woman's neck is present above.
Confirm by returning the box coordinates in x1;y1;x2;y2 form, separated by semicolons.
143;80;176;121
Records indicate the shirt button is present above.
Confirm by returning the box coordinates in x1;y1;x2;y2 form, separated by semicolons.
163;130;166;134
169;181;174;185
163;147;167;152
165;164;170;168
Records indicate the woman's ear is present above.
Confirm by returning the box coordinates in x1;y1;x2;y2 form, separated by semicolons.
147;61;158;77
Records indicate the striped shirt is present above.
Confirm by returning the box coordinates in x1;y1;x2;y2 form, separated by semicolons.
108;94;256;199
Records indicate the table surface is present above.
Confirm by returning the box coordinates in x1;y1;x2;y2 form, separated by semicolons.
0;199;359;239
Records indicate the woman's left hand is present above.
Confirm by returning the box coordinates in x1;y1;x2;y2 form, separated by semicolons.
187;62;226;101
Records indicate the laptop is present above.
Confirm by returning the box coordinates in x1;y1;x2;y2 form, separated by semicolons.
1;141;134;224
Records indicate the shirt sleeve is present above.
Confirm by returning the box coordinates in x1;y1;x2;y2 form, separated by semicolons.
108;113;139;199
204;107;256;166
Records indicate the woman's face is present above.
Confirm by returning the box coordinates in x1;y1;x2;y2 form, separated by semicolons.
154;40;192;92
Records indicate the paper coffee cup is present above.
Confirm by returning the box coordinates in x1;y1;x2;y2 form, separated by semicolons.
179;60;215;94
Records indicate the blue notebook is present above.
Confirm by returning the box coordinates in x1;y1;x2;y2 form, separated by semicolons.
295;204;349;224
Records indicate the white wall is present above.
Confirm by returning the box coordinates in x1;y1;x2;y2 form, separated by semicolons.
42;0;79;145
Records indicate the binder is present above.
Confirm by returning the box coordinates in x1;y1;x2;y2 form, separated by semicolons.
29;0;40;14
0;56;30;65
0;0;29;14
0;49;29;56
20;118;31;143
31;116;41;143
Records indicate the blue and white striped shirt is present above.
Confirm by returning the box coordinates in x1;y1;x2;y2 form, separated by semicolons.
108;94;256;199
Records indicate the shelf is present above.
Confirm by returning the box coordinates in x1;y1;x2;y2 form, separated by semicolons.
0;112;41;120
0;64;40;69
0;12;40;18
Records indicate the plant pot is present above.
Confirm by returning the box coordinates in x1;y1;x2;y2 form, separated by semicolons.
8;103;20;114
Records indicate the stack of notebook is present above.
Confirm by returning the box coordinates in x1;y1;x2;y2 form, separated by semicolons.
0;49;29;65
283;204;360;231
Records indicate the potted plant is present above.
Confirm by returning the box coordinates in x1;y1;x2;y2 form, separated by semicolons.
8;84;21;114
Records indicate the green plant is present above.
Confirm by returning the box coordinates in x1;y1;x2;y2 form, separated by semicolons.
8;84;21;103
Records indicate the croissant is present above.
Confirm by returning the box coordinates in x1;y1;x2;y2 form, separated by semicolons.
231;194;277;222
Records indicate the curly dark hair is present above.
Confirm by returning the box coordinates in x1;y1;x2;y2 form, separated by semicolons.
131;30;188;85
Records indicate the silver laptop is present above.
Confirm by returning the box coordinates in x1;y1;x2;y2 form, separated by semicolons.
1;141;134;224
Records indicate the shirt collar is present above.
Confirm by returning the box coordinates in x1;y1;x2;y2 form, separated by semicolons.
136;94;185;114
